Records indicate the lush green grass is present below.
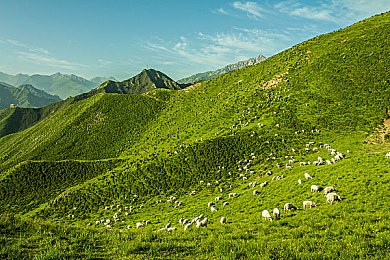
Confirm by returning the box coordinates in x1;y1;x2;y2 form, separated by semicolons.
0;11;389;259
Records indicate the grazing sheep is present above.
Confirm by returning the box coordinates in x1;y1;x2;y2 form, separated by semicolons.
182;219;189;225
262;210;273;221
253;190;259;195
303;201;317;210
260;181;268;188
145;220;151;225
298;179;302;185
223;201;229;207
95;220;100;225
127;225;131;229
136;222;144;228
228;193;237;198
179;218;183;225
323;186;337;195
272;176;276;181
326;193;342;205
167;227;177;232
215;196;223;201
284;203;297;212
165;223;171;229
184;222;193;231
273;208;280;220
211;206;218;212
311;185;319;192
385;152;390;159
208;202;215;208
304;173;313;179
220;217;227;224
196;218;208;228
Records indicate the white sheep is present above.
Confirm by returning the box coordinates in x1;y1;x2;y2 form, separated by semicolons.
208;202;215;208
165;223;171;229
326;193;342;205
298;179;302;185
386;152;390;159
304;173;313;179
167;227;177;232
182;219;189;225
215;196;222;201
136;222;144;228
262;210;273;221
303;201;317;210
223;201;229;207
311;185;319;192
260;181;268;187
220;217;227;224
273;208;280;220
196;218;208;228
184;222;193;231
253;190;259;195
228;193;237;198
323;186;337;195
210;206;218;212
284;203;297;212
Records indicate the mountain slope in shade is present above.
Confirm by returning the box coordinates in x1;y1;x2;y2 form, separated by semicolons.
0;83;62;110
91;69;183;95
0;72;115;99
177;54;267;84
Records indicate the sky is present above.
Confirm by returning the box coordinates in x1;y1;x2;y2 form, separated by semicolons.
0;0;388;81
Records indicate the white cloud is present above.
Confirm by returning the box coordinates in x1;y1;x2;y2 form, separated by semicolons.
98;59;113;67
232;1;265;20
275;0;389;23
145;28;289;69
215;8;230;15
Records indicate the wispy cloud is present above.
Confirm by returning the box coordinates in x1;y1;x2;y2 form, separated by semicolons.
275;0;389;23
214;8;230;15
6;39;84;70
145;28;289;69
232;1;265;20
98;59;113;67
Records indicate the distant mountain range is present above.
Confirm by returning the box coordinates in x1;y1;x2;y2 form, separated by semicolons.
177;54;266;84
0;82;61;110
0;72;116;99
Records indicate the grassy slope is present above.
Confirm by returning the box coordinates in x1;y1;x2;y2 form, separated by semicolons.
0;12;389;259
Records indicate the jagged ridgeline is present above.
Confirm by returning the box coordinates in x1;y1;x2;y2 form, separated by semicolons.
0;12;390;259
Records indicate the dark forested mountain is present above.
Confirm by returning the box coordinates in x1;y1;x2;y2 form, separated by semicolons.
177;54;266;84
0;82;61;110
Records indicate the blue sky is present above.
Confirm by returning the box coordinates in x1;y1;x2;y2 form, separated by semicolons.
0;0;388;80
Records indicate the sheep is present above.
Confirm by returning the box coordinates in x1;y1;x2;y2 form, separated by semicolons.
262;210;273;221
106;219;111;224
145;220;151;225
196;218;208;228
182;219;189;225
303;201;317;210
260;181;268;188
210;206;218;212
127;225;131;229
165;223;171;229
326;193;342;205
284;203;297;212
304;173;313;179
220;217;227;224
311;185;319;192
271;176;276;181
223;201;229;207
184;222;193;231
208;202;215;208
298;179;302;185
136;222;144;228
167;227;177;232
228;193;237;198
253;190;259;195
215;196;223;201
273;208;280;220
95;220;100;225
323;186;337;195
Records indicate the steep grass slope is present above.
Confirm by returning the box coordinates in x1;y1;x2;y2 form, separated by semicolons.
0;12;389;259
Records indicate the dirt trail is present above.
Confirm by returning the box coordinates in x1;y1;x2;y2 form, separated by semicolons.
380;118;390;142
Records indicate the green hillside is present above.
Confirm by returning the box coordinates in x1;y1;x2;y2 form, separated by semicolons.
0;12;390;259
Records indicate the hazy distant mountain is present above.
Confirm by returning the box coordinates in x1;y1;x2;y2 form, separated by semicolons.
0;82;62;110
0;72;116;99
89;76;117;85
177;54;267;84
